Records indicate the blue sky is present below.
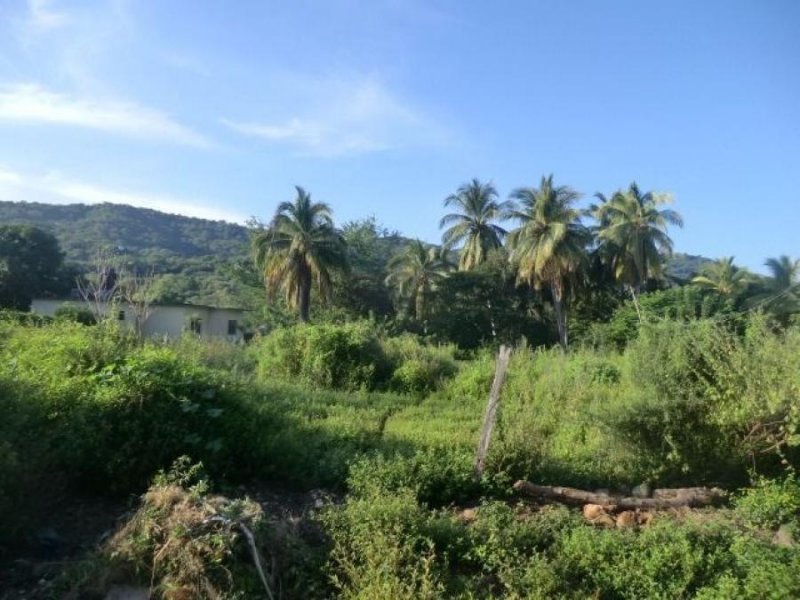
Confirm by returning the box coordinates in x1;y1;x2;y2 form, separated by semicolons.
0;0;797;271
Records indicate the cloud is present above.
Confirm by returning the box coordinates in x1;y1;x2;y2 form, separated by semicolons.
0;83;211;147
0;166;245;223
26;0;70;32
222;77;449;157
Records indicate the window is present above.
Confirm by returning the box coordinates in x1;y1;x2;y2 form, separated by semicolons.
227;319;238;335
189;317;202;335
118;310;125;321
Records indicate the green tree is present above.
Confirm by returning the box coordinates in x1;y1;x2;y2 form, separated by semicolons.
440;179;509;271
251;187;347;322
506;174;591;348
0;225;68;309
385;240;453;321
426;249;553;348
691;256;751;299
751;255;800;324
594;182;683;319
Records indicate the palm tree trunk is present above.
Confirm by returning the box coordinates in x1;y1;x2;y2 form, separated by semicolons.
629;284;643;324
551;282;568;349
298;267;311;323
415;282;427;322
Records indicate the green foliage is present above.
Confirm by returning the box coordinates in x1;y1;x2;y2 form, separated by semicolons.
347;448;489;507
321;485;800;600
735;475;800;529
579;285;738;350
0;224;70;309
54;304;97;325
322;489;445;600
254;321;457;394
255;321;390;391
382;334;458;394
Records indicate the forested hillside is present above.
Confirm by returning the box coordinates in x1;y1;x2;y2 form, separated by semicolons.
0;201;249;263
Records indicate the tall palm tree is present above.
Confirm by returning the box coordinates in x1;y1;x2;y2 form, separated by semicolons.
385;240;453;320
252;186;347;322
595;183;683;319
506;174;590;348
691;257;751;299
751;255;800;321
440;179;510;271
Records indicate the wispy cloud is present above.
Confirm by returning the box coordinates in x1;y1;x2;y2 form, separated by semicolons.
0;83;211;147
26;0;70;32
0;166;245;223
223;76;449;157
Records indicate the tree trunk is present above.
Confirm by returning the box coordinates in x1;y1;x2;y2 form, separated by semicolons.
513;481;726;510
298;267;311;323
551;282;568;349
629;284;643;324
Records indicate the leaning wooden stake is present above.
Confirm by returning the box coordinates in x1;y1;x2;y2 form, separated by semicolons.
513;481;726;510
474;345;512;478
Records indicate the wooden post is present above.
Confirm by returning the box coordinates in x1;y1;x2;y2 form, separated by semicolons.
474;345;512;478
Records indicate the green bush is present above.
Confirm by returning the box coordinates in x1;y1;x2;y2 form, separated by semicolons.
53;304;97;325
254;321;391;391
382;334;457;394
735;475;800;529
254;322;458;393
347;447;491;506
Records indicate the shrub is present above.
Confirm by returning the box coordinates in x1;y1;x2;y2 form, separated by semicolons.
254;322;458;393
382;334;457;394
347;447;489;506
53;304;97;325
254;321;391;391
735;475;800;529
321;488;445;600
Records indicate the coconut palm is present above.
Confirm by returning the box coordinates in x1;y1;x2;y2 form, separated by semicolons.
691;257;751;299
506;174;591;348
440;179;510;271
595;183;683;319
385;240;453;320
751;255;800;321
252;186;347;322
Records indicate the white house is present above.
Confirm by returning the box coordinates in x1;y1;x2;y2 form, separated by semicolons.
30;298;246;341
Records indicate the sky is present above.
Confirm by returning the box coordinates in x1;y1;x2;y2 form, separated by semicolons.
0;0;797;271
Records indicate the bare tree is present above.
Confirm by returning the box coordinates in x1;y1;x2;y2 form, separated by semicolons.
76;248;120;322
117;267;157;338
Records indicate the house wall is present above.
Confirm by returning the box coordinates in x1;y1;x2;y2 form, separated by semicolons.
142;305;209;339
206;308;244;340
30;299;245;341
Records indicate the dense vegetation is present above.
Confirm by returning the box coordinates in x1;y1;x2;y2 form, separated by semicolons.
1;180;799;598
1;311;798;598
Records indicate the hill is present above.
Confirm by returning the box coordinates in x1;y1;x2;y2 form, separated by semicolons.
665;252;716;282
0;201;250;264
0;201;257;307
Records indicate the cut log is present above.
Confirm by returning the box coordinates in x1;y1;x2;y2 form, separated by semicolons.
512;481;726;510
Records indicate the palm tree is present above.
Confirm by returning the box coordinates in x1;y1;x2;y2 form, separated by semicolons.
440;179;510;271
385;240;453;320
691;257;751;299
595;183;683;319
751;255;800;321
506;174;591;348
252;186;347;322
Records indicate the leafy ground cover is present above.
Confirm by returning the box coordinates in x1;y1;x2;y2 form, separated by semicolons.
1;317;798;598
